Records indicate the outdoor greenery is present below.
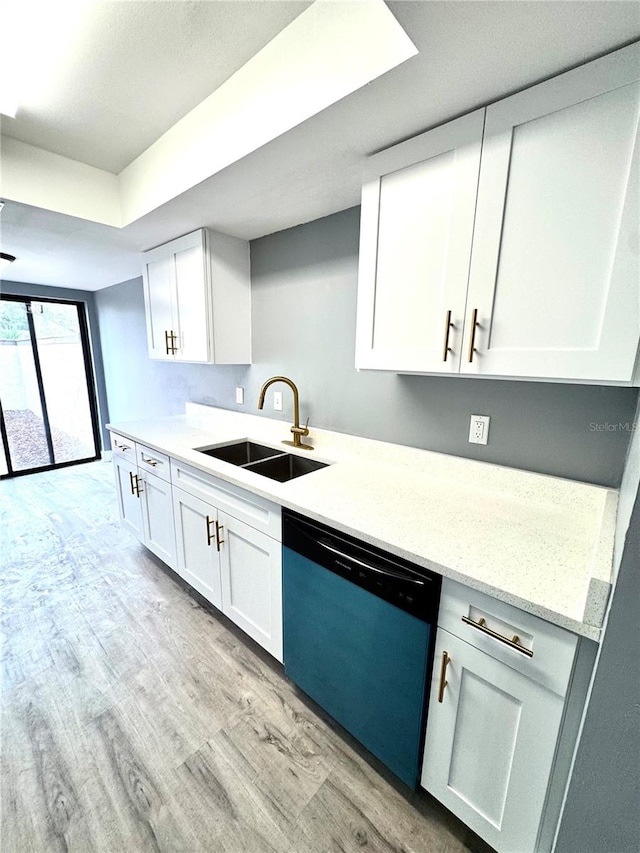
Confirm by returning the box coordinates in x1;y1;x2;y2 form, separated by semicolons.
0;301;79;341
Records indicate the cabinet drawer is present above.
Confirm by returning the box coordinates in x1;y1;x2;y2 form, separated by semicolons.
171;459;281;540
438;579;578;697
110;431;136;460
136;443;171;482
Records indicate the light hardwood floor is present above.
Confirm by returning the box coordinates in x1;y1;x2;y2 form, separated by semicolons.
1;461;490;853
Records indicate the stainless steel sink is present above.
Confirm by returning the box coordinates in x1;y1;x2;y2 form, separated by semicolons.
193;440;329;482
245;454;329;482
195;440;284;466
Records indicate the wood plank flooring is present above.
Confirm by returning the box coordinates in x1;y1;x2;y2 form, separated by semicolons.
1;461;490;853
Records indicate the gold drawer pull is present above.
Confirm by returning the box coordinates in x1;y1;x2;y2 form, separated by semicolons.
115;441;130;451
141;455;159;467
467;308;479;362
129;470;136;496
438;650;450;703
442;310;454;362
462;615;534;657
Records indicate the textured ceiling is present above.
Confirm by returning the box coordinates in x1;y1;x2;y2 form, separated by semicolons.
1;0;639;290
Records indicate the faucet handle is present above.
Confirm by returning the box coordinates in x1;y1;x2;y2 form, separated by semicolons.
291;417;310;437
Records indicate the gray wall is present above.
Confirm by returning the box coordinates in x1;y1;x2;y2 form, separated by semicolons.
555;487;640;853
0;280;111;449
95;207;638;487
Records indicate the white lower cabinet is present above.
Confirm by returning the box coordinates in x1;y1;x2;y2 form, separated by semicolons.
422;630;564;853
170;462;283;662
113;451;176;569
219;512;282;661
113;454;143;540
111;437;284;662
137;469;176;569
422;580;593;853
172;486;223;610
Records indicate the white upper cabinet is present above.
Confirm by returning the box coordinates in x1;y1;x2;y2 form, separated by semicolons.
142;228;251;364
463;44;640;382
356;43;640;384
356;110;484;373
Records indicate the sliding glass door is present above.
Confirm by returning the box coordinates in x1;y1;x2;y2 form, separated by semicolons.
0;296;100;477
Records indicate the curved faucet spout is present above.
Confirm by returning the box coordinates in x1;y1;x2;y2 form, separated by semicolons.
257;376;312;450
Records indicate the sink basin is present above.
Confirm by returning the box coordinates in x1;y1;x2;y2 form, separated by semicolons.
245;454;329;482
194;440;329;482
195;440;284;466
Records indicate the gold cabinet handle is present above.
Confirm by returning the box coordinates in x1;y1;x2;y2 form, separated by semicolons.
133;473;143;498
115;440;131;451
438;651;450;703
461;615;534;657
467;308;479;362
442;310;454;362
141;455;159;467
206;515;215;547
164;330;178;355
129;470;136;496
215;520;224;552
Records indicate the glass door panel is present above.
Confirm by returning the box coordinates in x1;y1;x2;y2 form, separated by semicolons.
31;301;97;464
0;300;52;471
0;296;99;477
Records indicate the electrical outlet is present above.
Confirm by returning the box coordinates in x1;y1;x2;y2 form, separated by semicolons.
273;391;283;412
235;386;244;405
469;414;490;445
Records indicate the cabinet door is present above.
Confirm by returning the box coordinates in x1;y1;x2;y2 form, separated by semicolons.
463;44;640;382
355;110;484;373
139;470;176;569
173;231;211;363
172;486;222;610
421;630;564;853
142;254;175;360
113;456;143;541
219;513;283;662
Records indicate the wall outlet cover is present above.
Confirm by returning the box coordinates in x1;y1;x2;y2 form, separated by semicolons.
274;391;283;411
469;414;490;445
235;386;244;405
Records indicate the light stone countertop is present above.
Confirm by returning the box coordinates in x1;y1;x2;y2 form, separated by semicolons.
107;403;618;642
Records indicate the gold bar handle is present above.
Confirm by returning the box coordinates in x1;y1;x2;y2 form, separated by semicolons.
215;520;224;552
133;474;143;498
164;330;171;356
442;310;454;362
438;651;450;703
462;615;534;657
129;470;136;496
467;308;479;363
141;455;159;467
115;440;131;452
169;330;178;354
206;515;215;546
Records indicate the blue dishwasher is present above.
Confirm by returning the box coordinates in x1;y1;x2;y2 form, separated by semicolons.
282;510;440;789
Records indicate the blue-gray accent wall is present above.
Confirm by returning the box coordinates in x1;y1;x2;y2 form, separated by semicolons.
94;207;638;487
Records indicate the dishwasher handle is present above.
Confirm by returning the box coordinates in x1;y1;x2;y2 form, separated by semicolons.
283;510;440;622
318;540;425;586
